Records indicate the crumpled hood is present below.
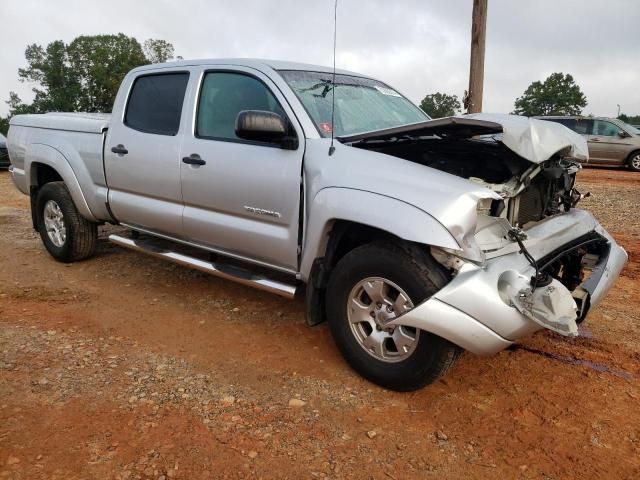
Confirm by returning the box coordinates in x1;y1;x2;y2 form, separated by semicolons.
339;113;588;164
465;113;588;163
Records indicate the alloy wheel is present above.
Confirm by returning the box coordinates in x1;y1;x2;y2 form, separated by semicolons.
347;277;419;363
43;200;66;247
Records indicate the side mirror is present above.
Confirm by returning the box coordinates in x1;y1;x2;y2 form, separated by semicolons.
235;110;297;149
618;130;630;138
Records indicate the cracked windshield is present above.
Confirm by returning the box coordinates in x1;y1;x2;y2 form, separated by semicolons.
280;70;429;137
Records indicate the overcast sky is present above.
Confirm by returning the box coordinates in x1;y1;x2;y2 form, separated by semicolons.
1;0;638;118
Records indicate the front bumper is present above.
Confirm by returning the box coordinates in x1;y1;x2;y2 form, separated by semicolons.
388;209;627;355
8;164;27;193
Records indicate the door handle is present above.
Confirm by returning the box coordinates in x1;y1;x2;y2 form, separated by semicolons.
182;155;206;166
591;138;600;142
111;145;129;155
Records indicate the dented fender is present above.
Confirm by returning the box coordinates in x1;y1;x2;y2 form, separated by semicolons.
299;187;461;281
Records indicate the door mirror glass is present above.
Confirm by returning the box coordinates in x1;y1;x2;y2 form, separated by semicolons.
236;110;287;142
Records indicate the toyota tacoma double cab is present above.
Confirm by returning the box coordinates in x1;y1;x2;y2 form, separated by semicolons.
6;59;627;391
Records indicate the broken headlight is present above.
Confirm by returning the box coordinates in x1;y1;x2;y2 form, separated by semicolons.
477;198;505;217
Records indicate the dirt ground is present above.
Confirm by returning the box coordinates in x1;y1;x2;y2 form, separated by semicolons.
0;166;638;480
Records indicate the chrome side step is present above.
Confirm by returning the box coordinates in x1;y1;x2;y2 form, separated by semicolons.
108;234;297;299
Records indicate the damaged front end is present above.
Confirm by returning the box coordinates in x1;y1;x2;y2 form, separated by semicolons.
495;231;611;336
341;114;627;352
385;210;628;355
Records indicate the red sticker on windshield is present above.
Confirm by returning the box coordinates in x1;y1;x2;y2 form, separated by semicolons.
319;122;333;133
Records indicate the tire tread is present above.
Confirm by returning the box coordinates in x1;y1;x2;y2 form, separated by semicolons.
326;241;462;391
36;181;97;262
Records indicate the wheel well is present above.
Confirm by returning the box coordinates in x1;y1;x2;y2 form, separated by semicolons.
32;163;63;187
627;149;640;162
312;220;413;289
305;221;400;327
325;221;397;269
29;163;64;229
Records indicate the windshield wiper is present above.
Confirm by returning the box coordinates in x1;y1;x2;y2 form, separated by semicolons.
342;134;420;146
298;80;334;98
297;79;374;98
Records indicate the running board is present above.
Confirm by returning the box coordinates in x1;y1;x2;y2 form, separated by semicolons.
108;234;297;299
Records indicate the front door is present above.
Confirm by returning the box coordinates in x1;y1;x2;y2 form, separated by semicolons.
588;119;633;165
105;71;190;237
179;67;305;271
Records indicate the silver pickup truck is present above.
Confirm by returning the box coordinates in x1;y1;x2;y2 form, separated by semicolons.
7;59;627;391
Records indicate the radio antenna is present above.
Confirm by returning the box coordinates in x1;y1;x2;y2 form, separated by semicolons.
328;0;338;156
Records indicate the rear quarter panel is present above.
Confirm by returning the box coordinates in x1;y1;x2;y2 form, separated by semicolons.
8;122;112;222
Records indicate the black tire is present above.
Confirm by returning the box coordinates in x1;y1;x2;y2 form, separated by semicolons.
35;181;97;262
326;241;462;391
627;151;640;172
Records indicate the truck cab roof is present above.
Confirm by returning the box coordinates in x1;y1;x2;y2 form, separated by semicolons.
128;58;365;78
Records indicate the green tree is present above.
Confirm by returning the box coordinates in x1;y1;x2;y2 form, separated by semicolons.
513;73;587;117
0;117;8;136
66;34;148;112
2;91;38;133
5;34;174;117
618;113;640;125
143;39;175;64
6;91;36;116
419;92;461;118
15;40;80;113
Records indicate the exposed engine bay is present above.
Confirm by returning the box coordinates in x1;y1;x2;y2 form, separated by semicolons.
336;114;626;341
343;129;602;335
346;136;583;228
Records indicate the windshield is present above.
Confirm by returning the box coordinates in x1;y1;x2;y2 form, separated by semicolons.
620;121;640;135
279;70;429;137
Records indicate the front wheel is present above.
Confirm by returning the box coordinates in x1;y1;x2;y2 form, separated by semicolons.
35;181;97;262
326;242;461;391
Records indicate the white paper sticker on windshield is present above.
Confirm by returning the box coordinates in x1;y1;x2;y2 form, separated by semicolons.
374;86;402;97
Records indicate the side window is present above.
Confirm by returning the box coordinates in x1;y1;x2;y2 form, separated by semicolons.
593;120;620;137
573;119;594;135
555;119;577;131
125;73;189;136
196;72;287;142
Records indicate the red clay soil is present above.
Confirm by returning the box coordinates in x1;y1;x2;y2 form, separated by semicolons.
0;168;639;480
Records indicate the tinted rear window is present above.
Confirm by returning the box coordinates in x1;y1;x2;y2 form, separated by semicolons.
544;118;593;135
125;73;189;135
553;119;577;129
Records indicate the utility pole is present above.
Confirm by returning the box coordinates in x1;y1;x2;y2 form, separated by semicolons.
466;0;488;113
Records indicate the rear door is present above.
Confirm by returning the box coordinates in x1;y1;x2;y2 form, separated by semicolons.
179;67;305;271
589;119;634;165
105;70;190;237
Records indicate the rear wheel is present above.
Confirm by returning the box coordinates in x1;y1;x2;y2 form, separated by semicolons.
326;242;461;391
628;151;640;172
35;182;97;262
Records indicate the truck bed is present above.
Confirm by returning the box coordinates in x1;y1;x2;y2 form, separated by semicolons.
10;112;111;134
8;112;113;223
